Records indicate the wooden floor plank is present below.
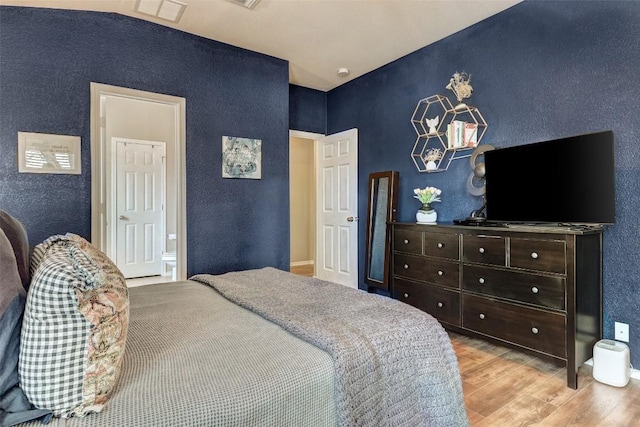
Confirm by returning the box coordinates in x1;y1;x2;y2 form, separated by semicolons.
473;395;557;427
447;331;639;426
466;358;556;417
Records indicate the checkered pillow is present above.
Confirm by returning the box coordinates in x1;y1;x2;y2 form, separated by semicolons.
19;234;129;418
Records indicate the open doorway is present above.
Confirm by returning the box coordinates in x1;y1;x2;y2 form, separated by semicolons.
90;83;186;284
290;132;317;277
289;129;358;288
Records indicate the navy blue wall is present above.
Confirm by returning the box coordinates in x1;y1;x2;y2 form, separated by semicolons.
327;0;640;366
0;7;290;275
289;84;326;134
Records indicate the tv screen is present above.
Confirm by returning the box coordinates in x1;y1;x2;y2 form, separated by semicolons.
484;131;615;225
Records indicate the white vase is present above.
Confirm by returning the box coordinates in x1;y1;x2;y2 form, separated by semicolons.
416;206;437;224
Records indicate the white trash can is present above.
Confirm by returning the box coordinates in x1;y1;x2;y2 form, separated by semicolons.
592;339;630;387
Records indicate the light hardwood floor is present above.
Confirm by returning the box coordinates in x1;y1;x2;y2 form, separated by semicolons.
449;331;640;426
290;264;314;277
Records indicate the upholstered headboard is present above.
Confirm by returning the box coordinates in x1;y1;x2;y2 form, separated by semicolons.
0;209;30;290
0;209;52;425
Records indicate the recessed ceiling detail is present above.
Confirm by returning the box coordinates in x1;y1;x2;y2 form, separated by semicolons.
135;0;187;23
225;0;261;10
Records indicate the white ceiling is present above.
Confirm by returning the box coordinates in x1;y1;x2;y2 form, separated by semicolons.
0;0;521;91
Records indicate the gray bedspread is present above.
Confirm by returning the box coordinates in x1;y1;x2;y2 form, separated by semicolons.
17;280;336;427
191;267;469;427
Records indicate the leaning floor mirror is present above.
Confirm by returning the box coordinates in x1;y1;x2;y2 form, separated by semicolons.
365;171;399;291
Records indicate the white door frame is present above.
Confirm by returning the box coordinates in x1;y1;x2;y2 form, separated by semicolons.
90;83;187;281
289;129;359;288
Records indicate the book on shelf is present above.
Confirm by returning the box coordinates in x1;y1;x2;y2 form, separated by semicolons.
464;122;478;147
446;120;474;148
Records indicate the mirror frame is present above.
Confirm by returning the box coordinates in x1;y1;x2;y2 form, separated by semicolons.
364;170;399;291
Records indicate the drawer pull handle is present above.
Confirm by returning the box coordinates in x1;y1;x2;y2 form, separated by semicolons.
479;247;485;254
403;293;409;298
531;252;539;259
403;239;409;244
437;243;444;248
531;327;539;334
437;270;444;276
403;264;409;269
437;302;443;308
531;286;539;294
479;313;485;320
478;277;485;284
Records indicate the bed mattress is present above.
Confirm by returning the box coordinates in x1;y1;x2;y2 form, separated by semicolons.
18;280;336;427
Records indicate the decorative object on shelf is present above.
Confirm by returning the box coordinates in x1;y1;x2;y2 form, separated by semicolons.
425;116;439;135
446;71;473;110
413;186;441;223
424;148;443;171
222;136;262;179
410;87;487;173
465;144;494;221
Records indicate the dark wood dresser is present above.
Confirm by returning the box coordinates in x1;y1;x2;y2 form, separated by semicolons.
390;222;602;389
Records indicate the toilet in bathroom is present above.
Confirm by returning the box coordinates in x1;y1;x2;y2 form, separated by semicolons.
162;233;177;281
162;252;177;281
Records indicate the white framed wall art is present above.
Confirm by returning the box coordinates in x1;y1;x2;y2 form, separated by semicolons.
18;131;81;174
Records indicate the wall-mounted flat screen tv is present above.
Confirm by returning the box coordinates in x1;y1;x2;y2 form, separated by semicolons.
484;130;615;225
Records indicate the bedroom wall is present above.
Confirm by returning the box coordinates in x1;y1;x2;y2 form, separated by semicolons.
0;6;290;276
326;0;640;367
289;84;327;134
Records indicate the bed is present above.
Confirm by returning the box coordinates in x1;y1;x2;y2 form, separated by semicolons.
0;209;469;427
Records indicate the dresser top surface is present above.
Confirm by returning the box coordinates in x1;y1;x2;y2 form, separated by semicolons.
392;221;603;236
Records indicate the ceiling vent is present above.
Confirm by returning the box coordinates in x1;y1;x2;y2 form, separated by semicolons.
226;0;262;10
135;0;187;23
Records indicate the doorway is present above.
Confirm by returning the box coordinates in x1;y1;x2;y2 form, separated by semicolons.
90;83;187;281
290;134;316;277
289;129;358;289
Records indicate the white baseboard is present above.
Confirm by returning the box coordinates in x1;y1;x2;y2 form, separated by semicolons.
584;358;640;380
290;260;314;267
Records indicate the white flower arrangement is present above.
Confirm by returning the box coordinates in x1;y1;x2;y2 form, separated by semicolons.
413;186;442;206
446;71;473;103
424;148;443;162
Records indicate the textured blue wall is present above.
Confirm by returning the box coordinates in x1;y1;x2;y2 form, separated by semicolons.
0;7;290;275
327;1;640;366
289;84;326;134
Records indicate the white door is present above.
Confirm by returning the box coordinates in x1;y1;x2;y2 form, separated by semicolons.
315;129;358;288
114;138;165;278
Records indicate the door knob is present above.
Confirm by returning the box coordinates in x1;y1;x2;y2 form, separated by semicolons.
347;216;359;222
119;215;127;220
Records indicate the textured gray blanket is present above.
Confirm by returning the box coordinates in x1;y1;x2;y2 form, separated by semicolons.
191;268;469;427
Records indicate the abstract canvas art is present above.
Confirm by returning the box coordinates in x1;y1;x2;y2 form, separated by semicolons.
222;136;262;179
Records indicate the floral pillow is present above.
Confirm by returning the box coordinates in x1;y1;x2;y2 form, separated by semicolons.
19;234;129;418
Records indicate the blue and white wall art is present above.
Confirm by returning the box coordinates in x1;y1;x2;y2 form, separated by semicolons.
222;136;262;179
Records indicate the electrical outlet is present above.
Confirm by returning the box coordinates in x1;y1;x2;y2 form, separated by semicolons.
615;321;629;342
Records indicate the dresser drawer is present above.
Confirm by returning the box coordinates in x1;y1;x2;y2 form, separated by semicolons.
423;232;459;260
394;279;460;326
510;238;566;274
462;265;565;310
394;229;422;254
463;294;566;358
463;235;506;266
394;254;459;288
